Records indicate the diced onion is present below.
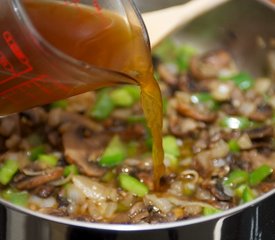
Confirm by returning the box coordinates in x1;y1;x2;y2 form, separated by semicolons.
144;194;173;214
29;195;57;208
72;175;118;203
237;134;253;150
66;183;86;204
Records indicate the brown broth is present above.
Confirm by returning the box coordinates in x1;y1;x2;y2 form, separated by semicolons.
23;1;165;188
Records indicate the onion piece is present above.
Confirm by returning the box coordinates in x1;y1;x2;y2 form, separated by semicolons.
29;195;57;208
144;194;173;214
66;184;86;204
50;174;73;186
167;196;214;209
72;175;118;203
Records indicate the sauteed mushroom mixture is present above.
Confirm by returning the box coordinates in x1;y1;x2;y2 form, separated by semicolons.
0;41;274;224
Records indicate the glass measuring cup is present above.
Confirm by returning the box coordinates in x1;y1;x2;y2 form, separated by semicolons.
0;0;151;115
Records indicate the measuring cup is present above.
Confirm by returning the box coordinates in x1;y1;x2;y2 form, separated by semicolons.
0;0;149;115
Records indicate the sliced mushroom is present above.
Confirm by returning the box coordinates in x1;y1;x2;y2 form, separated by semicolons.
62;126;107;177
241;150;275;170
211;181;232;201
0;114;20;137
66;92;96;114
190;50;236;80
177;102;216;123
175;91;216;123
178;73;206;93
15;167;63;190
48;109;103;132
246;126;274;140
129;202;149;223
20;107;48;126
32;185;55;198
248;104;273;122
39;208;68;217
195;140;230;176
157;64;178;86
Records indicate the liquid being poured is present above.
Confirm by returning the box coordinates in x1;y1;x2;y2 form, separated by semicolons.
23;0;165;188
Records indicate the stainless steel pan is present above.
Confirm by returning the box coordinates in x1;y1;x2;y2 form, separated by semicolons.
0;0;275;239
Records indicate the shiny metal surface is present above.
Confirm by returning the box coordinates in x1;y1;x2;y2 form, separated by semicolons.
1;191;275;240
0;0;275;239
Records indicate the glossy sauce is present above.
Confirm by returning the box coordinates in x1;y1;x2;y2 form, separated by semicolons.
23;1;165;188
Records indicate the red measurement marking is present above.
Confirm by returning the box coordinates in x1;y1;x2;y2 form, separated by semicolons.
64;0;101;12
0;67;33;85
0;31;33;84
0;51;16;74
93;0;101;12
3;32;31;67
0;31;69;99
51;78;70;93
0;74;48;97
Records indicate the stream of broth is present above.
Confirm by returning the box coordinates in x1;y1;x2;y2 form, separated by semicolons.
23;1;165;188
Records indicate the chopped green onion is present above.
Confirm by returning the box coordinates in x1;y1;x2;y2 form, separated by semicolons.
127;142;138;157
224;169;249;187
203;206;221;216
164;153;178;170
110;88;135;107
153;39;176;62
228;139;240;153
0;159;19;185
90;89;114;120
235;184;247;198
182;182;196;196
163;96;168;114
122;85;140;101
118;173;149;197
127;115;146;124
163;135;180;158
154;71;160;81
154;40;196;71
27;134;43;146
220;72;254;90
249;165;273;186
242;186;255;203
101;170;116;183
231;72;254;90
144;127;153;150
2;189;29;207
175;45;196;71
190;93;218;110
191;93;213;103
38;154;58;167
220;117;253;130
29;145;46;161
64;165;79;177
50;100;68;109
99;136;127;167
145;136;153;150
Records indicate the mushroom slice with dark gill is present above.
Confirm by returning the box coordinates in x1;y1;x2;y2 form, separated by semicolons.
48;109;103;132
62;125;107;177
248;104;273;122
210;180;232;201
177;102;216;123
190;50;236;80
15;167;64;190
246;126;274;140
